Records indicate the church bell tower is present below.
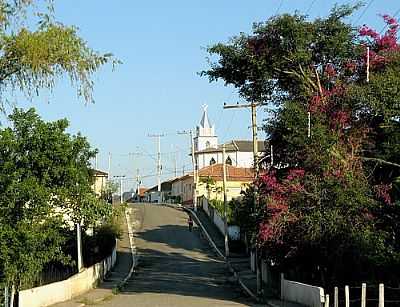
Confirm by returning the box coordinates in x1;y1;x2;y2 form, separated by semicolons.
194;105;218;152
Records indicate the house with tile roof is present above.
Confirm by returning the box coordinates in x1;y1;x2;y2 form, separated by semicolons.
171;164;254;205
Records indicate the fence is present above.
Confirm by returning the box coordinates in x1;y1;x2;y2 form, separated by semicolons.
281;273;325;307
325;283;400;307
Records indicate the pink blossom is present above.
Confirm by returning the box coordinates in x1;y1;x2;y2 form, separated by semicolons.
331;110;350;129
324;64;336;78
287;169;305;181
374;184;392;205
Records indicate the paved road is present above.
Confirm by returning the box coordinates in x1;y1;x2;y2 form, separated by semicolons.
99;203;258;307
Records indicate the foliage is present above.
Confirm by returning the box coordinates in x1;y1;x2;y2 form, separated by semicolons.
0;0;118;111
202;4;361;103
0;108;113;290
204;5;400;287
101;181;118;204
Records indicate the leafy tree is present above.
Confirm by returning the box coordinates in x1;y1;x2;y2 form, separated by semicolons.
101;181;119;204
0;0;118;111
202;4;360;104
204;5;400;288
0;108;112;297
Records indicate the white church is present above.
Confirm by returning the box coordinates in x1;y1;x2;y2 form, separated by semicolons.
194;105;266;170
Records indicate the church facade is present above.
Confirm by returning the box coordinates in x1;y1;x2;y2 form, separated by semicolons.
194;106;266;170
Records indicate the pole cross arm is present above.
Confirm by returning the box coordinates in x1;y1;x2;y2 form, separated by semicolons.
223;102;267;109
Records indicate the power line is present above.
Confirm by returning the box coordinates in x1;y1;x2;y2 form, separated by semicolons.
221;108;236;141
306;0;317;15
354;0;375;24
275;0;284;16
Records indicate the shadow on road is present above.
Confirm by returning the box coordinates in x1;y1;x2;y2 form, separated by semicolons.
117;248;253;305
93;204;259;306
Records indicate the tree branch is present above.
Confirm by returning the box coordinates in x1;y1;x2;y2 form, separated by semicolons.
361;157;400;168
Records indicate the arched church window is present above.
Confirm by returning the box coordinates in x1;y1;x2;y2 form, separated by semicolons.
226;156;233;166
210;157;216;165
206;141;211;148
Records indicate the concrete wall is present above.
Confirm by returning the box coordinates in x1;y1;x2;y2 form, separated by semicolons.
213;210;225;235
19;246;117;307
281;274;325;307
202;197;210;215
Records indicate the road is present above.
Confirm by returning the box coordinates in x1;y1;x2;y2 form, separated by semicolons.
100;203;258;307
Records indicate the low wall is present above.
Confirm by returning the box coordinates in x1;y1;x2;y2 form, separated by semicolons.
19;246;117;307
213;211;225;235
281;274;325;307
202;197;210;216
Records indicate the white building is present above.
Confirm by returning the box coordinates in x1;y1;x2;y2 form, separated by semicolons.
194;106;266;170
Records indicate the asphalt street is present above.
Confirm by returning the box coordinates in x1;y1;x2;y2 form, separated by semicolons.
100;203;259;307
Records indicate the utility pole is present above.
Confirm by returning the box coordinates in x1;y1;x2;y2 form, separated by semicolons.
174;146;178;178
178;130;198;211
148;134;165;193
222;144;230;258
223;101;265;296
136;168;141;201
77;222;83;272
108;152;112;180
94;153;98;170
113;175;126;204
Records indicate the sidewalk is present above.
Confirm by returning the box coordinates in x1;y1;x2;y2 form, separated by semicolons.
51;213;133;307
190;208;304;307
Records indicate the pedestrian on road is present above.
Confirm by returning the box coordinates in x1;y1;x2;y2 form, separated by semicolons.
188;215;193;232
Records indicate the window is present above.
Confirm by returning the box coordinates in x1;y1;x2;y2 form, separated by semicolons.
206;141;211;148
210;157;216;165
226;156;233;165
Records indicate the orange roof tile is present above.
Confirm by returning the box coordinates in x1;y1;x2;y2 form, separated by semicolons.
198;164;254;182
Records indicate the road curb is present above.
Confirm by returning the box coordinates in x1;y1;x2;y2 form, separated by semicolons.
180;206;259;302
119;207;138;289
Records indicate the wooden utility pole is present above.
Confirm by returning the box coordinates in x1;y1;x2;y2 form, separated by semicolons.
223;101;265;295
222;144;229;257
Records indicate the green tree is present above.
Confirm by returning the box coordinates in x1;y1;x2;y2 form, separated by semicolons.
203;5;400;287
0;0;118;111
0;108;112;296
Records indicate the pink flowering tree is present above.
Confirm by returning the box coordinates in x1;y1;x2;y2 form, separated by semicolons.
205;4;400;287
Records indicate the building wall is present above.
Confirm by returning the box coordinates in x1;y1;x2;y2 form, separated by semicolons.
92;176;107;196
196;135;218;152
197;151;255;170
235;152;254;168
170;174;251;205
181;177;194;204
197;179;250;202
172;180;183;199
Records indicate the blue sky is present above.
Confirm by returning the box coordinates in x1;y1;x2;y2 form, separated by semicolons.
8;0;399;190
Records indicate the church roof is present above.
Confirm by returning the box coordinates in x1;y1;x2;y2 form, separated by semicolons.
195;140;266;154
200;106;212;128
